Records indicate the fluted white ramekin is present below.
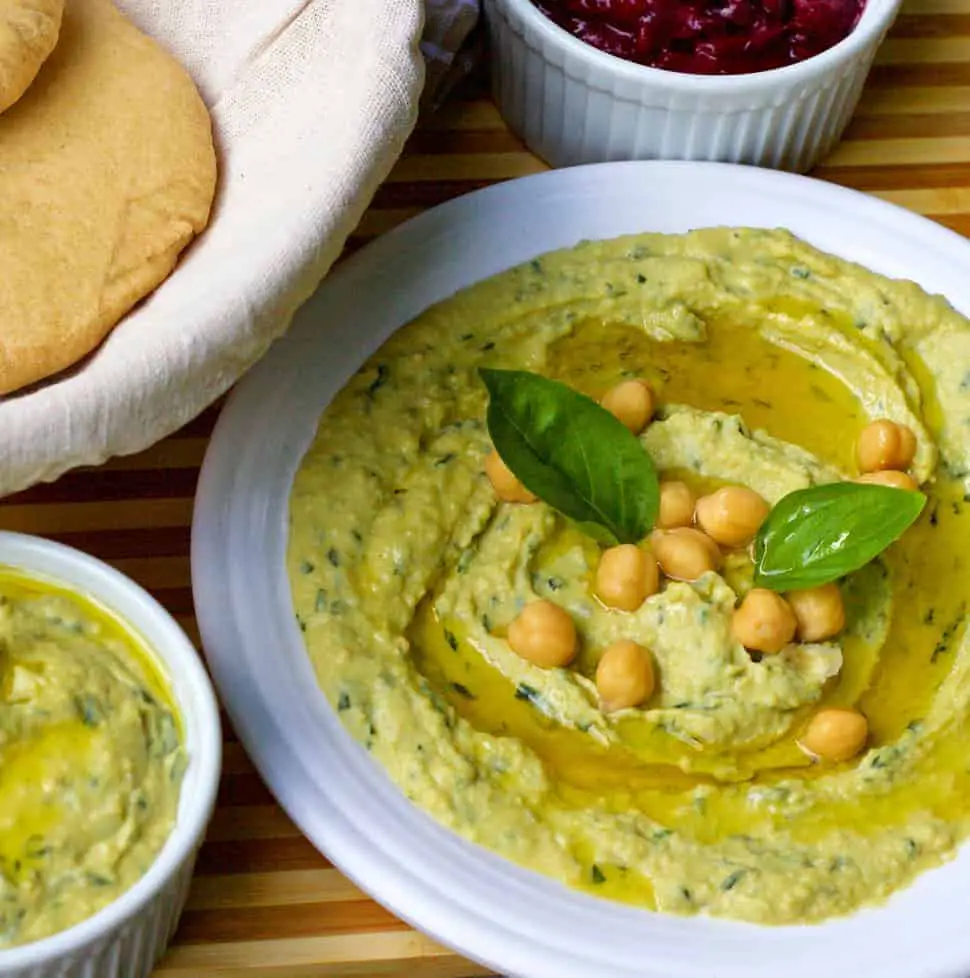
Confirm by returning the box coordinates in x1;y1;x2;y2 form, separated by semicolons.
0;532;222;978
484;0;902;172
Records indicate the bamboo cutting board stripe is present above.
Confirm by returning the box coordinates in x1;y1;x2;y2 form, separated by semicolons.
1;2;969;973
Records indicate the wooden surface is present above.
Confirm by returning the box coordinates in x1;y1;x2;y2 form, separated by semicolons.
2;2;970;974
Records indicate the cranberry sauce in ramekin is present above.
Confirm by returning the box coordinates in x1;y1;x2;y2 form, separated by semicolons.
531;0;867;75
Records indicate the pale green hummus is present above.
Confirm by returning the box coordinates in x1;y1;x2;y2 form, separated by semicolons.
288;228;970;924
0;571;184;947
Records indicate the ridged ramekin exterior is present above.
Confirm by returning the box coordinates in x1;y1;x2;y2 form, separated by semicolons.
3;855;197;978
485;0;901;172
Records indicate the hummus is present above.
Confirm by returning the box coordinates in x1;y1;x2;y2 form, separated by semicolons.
0;569;184;947
287;228;970;924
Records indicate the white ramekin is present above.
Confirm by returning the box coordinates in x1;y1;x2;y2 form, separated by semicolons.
484;0;902;172
0;532;222;978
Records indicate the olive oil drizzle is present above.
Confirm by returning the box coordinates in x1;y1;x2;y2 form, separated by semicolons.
410;314;970;855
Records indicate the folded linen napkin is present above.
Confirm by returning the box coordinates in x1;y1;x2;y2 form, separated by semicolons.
1;0;430;497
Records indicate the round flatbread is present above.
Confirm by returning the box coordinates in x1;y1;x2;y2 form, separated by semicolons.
0;0;63;114
0;0;217;395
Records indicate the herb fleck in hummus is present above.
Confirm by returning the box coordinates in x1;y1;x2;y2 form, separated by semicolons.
0;570;185;947
287;228;970;924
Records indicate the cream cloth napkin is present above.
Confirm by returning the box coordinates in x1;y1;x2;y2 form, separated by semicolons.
0;0;429;497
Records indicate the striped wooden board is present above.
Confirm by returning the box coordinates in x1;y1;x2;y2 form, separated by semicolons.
1;1;968;973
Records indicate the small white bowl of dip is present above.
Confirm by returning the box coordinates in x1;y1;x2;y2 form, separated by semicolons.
484;0;903;172
0;531;221;978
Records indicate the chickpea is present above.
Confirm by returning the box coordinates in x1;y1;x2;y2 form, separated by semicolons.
799;708;868;763
787;583;845;642
857;419;917;474
732;588;797;654
651;527;721;581
658;480;695;529
694;486;770;548
855;470;919;492
601;379;655;435
596;639;655;712
484;449;536;504
507;600;577;668
596;544;659;612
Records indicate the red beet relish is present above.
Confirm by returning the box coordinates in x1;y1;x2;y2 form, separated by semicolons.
531;1;866;75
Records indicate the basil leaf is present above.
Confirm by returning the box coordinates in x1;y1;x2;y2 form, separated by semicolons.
574;520;621;547
479;368;659;544
754;482;925;590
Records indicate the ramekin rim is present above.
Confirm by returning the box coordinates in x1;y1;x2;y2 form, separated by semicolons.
491;0;903;93
0;530;222;968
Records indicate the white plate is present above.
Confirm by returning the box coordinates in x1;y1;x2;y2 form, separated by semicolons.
191;161;970;978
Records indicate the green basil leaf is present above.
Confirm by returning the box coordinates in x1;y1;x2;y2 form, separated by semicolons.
573;520;620;548
754;482;926;591
479;368;659;544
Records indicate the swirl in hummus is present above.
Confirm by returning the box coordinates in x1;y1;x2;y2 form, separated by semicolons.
287;228;970;924
0;570;184;947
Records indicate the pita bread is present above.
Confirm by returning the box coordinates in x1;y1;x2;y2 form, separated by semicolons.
0;0;62;115
0;0;216;395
